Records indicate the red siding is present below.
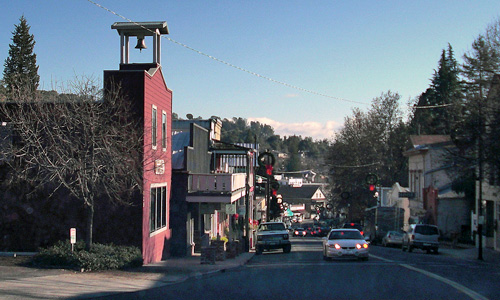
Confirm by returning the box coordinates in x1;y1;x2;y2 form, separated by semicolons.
142;67;173;264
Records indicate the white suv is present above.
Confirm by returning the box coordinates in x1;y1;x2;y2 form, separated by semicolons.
402;224;439;254
256;222;291;255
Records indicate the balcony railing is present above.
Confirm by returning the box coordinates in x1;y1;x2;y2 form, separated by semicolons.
188;173;251;193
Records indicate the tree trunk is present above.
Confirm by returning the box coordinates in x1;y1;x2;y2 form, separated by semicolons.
85;202;94;251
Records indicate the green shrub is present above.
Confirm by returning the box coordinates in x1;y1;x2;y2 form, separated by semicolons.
31;241;142;271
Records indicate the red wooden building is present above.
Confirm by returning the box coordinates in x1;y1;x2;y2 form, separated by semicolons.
104;22;172;264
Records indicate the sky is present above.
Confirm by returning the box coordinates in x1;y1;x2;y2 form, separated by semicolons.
1;1;500;140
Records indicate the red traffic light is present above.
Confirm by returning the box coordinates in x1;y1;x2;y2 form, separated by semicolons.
369;184;376;192
265;164;273;175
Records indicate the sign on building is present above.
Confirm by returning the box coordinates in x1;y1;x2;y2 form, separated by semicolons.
398;192;415;198
288;178;303;187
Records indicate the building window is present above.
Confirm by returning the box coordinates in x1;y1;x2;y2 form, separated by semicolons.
162;111;167;150
152;105;157;149
150;185;167;233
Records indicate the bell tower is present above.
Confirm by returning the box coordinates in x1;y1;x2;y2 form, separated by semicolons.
105;21;173;265
111;21;169;65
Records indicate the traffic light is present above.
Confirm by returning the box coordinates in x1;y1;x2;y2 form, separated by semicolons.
265;164;273;176
369;184;376;192
270;180;280;196
269;195;281;220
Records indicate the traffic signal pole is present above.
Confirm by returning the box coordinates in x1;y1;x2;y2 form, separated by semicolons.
265;173;270;222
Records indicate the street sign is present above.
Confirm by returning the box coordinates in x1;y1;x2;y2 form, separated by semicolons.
70;228;76;244
225;204;236;214
398;192;415;198
70;228;76;252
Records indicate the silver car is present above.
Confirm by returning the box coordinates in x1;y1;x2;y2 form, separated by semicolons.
323;229;369;261
402;224;439;254
382;231;403;247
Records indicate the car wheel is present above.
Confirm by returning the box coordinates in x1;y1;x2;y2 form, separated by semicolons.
283;244;291;253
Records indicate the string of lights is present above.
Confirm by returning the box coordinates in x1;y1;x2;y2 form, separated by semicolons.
331;162;381;168
86;0;454;110
86;0;369;105
413;103;452;109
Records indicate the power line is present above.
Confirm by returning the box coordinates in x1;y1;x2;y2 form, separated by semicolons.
331;162;381;168
86;0;368;106
413;103;452;109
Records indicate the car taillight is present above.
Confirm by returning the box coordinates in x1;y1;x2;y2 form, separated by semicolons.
335;244;341;250
294;231;298;235
356;244;362;249
360;231;364;235
363;243;368;249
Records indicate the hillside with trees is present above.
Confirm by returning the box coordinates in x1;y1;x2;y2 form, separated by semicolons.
172;114;332;175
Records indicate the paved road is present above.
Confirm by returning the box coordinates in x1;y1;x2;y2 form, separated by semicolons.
101;237;499;300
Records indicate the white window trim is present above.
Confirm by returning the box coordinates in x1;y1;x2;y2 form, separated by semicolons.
162;110;167;152
149;182;168;235
152;105;158;150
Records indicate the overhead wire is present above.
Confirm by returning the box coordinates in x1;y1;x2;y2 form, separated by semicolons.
86;0;369;105
86;0;454;110
330;162;381;168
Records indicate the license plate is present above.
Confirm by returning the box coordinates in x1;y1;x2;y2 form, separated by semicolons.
269;242;277;246
423;243;431;246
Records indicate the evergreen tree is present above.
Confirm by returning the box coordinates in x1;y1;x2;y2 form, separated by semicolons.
3;16;39;99
410;45;462;135
462;35;500;99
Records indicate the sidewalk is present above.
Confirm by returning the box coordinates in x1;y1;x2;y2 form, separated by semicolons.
1;245;499;300
0;252;254;300
439;242;500;264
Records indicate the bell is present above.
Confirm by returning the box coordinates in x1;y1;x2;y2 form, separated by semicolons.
135;37;147;51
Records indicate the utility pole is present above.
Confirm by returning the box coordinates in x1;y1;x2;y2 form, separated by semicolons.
477;92;484;261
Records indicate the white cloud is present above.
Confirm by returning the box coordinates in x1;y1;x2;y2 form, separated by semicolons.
247;117;341;140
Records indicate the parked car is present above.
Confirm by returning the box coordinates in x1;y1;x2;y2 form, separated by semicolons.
322;229;369;261
402;224;439;254
293;227;307;237
382;231;404;247
256;222;292;255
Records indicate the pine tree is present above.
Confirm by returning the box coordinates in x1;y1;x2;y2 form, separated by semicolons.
411;45;462;135
462;35;500;99
3;16;40;99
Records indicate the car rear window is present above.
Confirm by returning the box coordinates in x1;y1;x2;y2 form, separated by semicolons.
343;223;363;231
414;225;438;235
329;230;363;240
259;223;285;231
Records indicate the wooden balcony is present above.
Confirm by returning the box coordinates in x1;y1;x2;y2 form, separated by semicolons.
186;173;253;204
